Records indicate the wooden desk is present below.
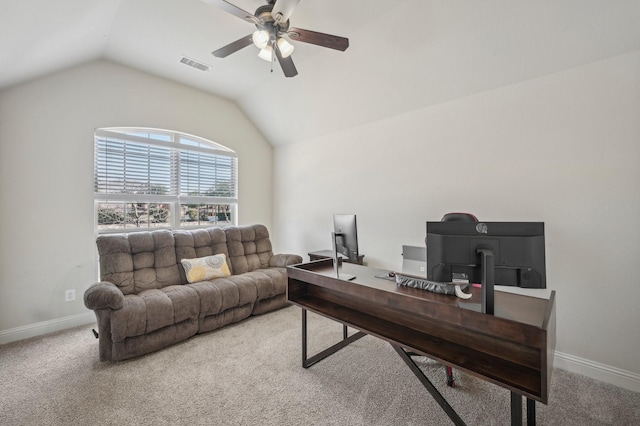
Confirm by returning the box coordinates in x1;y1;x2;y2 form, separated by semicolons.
287;259;556;426
308;249;365;265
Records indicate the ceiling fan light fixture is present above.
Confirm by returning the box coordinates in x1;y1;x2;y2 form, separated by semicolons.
252;30;269;49
208;0;349;77
258;45;274;62
277;37;294;58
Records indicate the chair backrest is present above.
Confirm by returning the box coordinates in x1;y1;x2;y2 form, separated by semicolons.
423;212;480;246
441;212;479;222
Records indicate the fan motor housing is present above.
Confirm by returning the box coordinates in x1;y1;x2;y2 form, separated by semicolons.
255;4;289;30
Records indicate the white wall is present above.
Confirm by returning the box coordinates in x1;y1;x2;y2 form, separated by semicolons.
0;60;273;336
273;51;640;386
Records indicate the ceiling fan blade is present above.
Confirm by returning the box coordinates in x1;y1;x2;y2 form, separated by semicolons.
212;35;253;58
271;0;301;24
287;27;349;51
202;0;257;24
275;44;298;78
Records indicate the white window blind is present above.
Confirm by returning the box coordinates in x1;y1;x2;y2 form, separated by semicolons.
94;128;237;232
95;137;175;196
179;149;236;198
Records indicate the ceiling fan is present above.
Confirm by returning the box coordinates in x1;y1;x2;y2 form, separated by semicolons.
203;0;349;77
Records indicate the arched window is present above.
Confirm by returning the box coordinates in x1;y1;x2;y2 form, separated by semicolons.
94;127;237;233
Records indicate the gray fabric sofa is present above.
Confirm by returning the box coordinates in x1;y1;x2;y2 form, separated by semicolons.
84;224;302;361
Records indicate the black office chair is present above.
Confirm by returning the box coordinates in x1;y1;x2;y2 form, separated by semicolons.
409;212;479;387
441;212;479;222
440;212;478;387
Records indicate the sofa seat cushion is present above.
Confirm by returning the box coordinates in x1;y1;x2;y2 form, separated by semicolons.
110;285;199;342
188;278;257;317
232;268;288;301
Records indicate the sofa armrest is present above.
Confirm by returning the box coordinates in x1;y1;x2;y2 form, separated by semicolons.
269;254;303;268
84;282;124;311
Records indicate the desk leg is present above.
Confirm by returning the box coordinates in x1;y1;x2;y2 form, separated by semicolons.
511;392;522;425
392;345;466;426
301;309;366;369
527;399;536;426
510;394;537;426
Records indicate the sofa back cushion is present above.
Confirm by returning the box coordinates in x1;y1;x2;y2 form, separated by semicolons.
96;225;275;293
224;225;274;274
174;227;230;284
97;230;181;295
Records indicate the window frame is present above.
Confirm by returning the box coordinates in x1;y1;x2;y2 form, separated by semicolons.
94;127;238;234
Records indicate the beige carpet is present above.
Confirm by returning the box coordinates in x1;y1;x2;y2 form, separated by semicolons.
1;305;639;425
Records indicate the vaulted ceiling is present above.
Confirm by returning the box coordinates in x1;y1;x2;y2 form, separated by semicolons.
2;0;640;146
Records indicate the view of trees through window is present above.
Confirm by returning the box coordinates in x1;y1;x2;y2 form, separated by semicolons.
97;203;233;230
94;128;237;232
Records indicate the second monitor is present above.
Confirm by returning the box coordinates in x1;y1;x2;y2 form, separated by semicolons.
333;214;360;264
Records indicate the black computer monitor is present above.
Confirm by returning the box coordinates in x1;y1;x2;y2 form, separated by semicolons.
333;214;360;263
426;221;546;314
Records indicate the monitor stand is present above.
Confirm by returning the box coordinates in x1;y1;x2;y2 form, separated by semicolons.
457;248;495;315
332;232;355;281
478;248;495;315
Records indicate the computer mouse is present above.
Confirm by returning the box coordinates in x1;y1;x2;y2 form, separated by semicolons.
387;271;396;278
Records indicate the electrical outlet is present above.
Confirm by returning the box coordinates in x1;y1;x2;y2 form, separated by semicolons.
65;289;76;302
419;266;425;272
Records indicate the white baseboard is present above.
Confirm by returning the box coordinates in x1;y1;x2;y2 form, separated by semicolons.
554;350;640;393
0;312;96;345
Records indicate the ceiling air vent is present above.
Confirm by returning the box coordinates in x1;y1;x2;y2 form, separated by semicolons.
179;56;210;72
